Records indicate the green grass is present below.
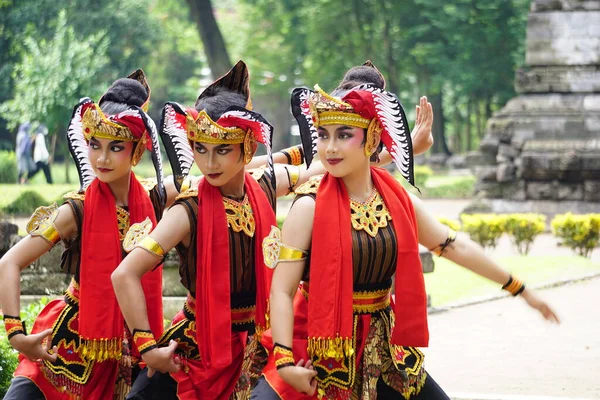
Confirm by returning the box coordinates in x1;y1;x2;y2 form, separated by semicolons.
425;255;600;307
0;184;77;209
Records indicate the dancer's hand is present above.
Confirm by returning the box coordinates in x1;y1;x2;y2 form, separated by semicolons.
411;96;434;155
143;340;181;377
278;359;318;395
521;288;560;324
10;328;58;363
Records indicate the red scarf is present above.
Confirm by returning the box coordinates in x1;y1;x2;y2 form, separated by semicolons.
79;173;163;360
308;167;428;357
195;172;275;369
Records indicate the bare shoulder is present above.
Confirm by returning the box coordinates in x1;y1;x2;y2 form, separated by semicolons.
281;195;315;250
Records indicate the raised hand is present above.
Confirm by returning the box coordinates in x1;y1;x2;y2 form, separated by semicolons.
10;328;57;363
411;96;434;155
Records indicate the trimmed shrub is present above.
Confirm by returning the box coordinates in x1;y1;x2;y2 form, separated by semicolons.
413;165;433;187
503;214;546;255
437;217;461;231
551;213;600;258
0;151;17;183
461;214;506;249
2;190;49;216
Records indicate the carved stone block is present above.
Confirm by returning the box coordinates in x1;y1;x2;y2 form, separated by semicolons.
497;163;517;183
584;181;600;201
526;182;558;200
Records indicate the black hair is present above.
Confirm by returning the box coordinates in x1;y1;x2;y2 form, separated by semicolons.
194;87;247;120
331;65;385;97
99;78;148;115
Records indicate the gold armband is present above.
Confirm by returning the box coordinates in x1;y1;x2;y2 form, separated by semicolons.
263;226;307;269
26;203;62;246
430;228;457;257
123;218;165;258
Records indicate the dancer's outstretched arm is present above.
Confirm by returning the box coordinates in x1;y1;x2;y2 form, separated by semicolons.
410;193;560;323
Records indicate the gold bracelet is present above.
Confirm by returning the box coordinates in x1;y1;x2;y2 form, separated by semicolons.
282;145;303;166
26;204;62;246
273;343;295;369
502;275;526;296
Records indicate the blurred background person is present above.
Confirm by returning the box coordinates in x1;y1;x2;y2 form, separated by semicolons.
27;123;53;184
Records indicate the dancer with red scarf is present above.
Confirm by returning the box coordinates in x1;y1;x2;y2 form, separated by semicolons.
111;61;433;400
0;71;166;400
252;63;560;400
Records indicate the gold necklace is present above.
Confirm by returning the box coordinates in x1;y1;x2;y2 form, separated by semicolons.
349;191;391;237
116;206;130;241
223;195;255;237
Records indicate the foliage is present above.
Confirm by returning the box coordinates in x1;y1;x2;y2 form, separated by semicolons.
413;165;433;187
437;217;461;231
423;175;475;198
460;213;506;249
0;150;16;183
551;213;600;258
2;190;48;216
0;298;49;397
0;10;109;136
503;213;546;255
0;335;18;397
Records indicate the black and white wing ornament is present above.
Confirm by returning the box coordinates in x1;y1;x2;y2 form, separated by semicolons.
353;84;415;187
66;98;96;192
138;107;166;207
159;102;195;192
290;88;318;167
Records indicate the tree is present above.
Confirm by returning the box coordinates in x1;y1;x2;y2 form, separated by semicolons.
0;10;109;181
185;0;232;78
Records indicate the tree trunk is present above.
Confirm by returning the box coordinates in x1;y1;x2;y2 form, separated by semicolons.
466;99;472;151
185;0;232;78
475;100;482;139
430;92;451;155
454;103;462;153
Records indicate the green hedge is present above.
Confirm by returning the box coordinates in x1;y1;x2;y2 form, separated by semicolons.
0;151;17;184
551;213;600;258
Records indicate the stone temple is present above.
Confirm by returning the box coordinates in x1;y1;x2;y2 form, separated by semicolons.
469;0;600;216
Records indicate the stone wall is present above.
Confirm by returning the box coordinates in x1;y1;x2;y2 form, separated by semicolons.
470;0;600;217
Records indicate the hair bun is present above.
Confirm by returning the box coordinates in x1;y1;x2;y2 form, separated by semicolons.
336;65;385;91
101;78;148;107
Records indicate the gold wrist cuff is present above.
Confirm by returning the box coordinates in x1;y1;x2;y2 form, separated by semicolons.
263;226;307;269
26;203;62;246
